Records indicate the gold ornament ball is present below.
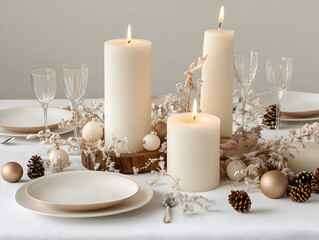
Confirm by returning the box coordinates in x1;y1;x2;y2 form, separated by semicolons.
1;162;23;183
153;121;167;143
260;170;288;199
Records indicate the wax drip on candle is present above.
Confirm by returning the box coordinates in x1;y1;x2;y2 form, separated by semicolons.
127;24;132;44
192;99;197;121
218;5;224;30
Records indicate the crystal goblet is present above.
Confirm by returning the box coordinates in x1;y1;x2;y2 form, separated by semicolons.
31;68;57;132
234;51;258;128
266;57;293;137
62;63;88;139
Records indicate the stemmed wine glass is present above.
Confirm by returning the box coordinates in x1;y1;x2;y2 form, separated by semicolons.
62;63;88;139
31;68;57;134
266;57;292;137
234;51;258;129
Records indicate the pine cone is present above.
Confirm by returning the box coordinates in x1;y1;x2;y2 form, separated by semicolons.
228;190;251;213
311;168;319;193
289;184;311;203
27;155;45;180
262;104;279;130
291;171;313;187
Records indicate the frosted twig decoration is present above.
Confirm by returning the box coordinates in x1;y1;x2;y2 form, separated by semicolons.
82;136;128;172
27;129;76;153
288;122;319;146
220;91;298;187
43;157;71;174
27;101;129;172
152;56;207;126
134;157;215;213
221;90;319;188
59;100;104;129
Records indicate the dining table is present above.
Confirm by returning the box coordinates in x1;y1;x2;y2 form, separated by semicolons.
1;98;319;240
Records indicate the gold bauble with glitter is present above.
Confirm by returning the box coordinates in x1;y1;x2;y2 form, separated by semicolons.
1;162;23;183
260;170;288;199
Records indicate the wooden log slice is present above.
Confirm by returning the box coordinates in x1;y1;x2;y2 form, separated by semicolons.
82;150;166;174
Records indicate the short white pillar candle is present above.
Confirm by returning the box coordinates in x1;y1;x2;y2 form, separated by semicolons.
167;111;220;192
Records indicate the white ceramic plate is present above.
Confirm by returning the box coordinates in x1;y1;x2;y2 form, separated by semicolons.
280;114;319;122
0;107;72;133
0;126;72;138
26;171;139;211
15;172;153;218
256;91;319;121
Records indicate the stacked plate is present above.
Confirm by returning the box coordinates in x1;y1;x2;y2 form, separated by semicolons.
257;91;319;122
0;107;73;137
15;171;153;218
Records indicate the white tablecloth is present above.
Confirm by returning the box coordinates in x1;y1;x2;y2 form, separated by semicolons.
1;99;319;240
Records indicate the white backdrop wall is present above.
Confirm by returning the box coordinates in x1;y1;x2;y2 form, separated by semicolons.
0;0;318;99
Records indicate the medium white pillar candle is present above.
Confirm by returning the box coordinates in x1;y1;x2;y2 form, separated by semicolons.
167;112;220;192
104;26;151;153
200;6;234;136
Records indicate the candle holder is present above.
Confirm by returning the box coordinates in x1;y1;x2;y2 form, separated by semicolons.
81;150;166;173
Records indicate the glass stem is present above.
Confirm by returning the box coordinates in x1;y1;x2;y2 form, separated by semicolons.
275;95;280;138
71;101;78;139
42;103;49;130
241;87;249;132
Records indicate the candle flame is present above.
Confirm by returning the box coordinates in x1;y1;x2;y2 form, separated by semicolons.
192;99;197;121
218;5;224;30
127;24;131;44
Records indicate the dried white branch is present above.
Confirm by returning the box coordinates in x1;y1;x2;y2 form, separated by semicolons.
135;157;215;213
152;56;207;126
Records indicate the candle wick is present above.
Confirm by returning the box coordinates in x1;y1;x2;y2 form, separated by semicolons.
218;22;222;31
127;40;131;44
193;115;197;121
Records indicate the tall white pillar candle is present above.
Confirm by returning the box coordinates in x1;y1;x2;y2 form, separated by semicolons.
104;27;151;153
200;7;234;136
167;112;220;192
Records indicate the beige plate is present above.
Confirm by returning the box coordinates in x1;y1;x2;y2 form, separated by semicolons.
26;171;139;211
256;91;319;120
15;174;153;218
0;126;72;138
0;107;72;133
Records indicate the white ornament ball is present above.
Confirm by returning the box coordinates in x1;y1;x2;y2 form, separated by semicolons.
50;149;69;168
82;120;103;142
226;160;247;181
143;132;161;151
